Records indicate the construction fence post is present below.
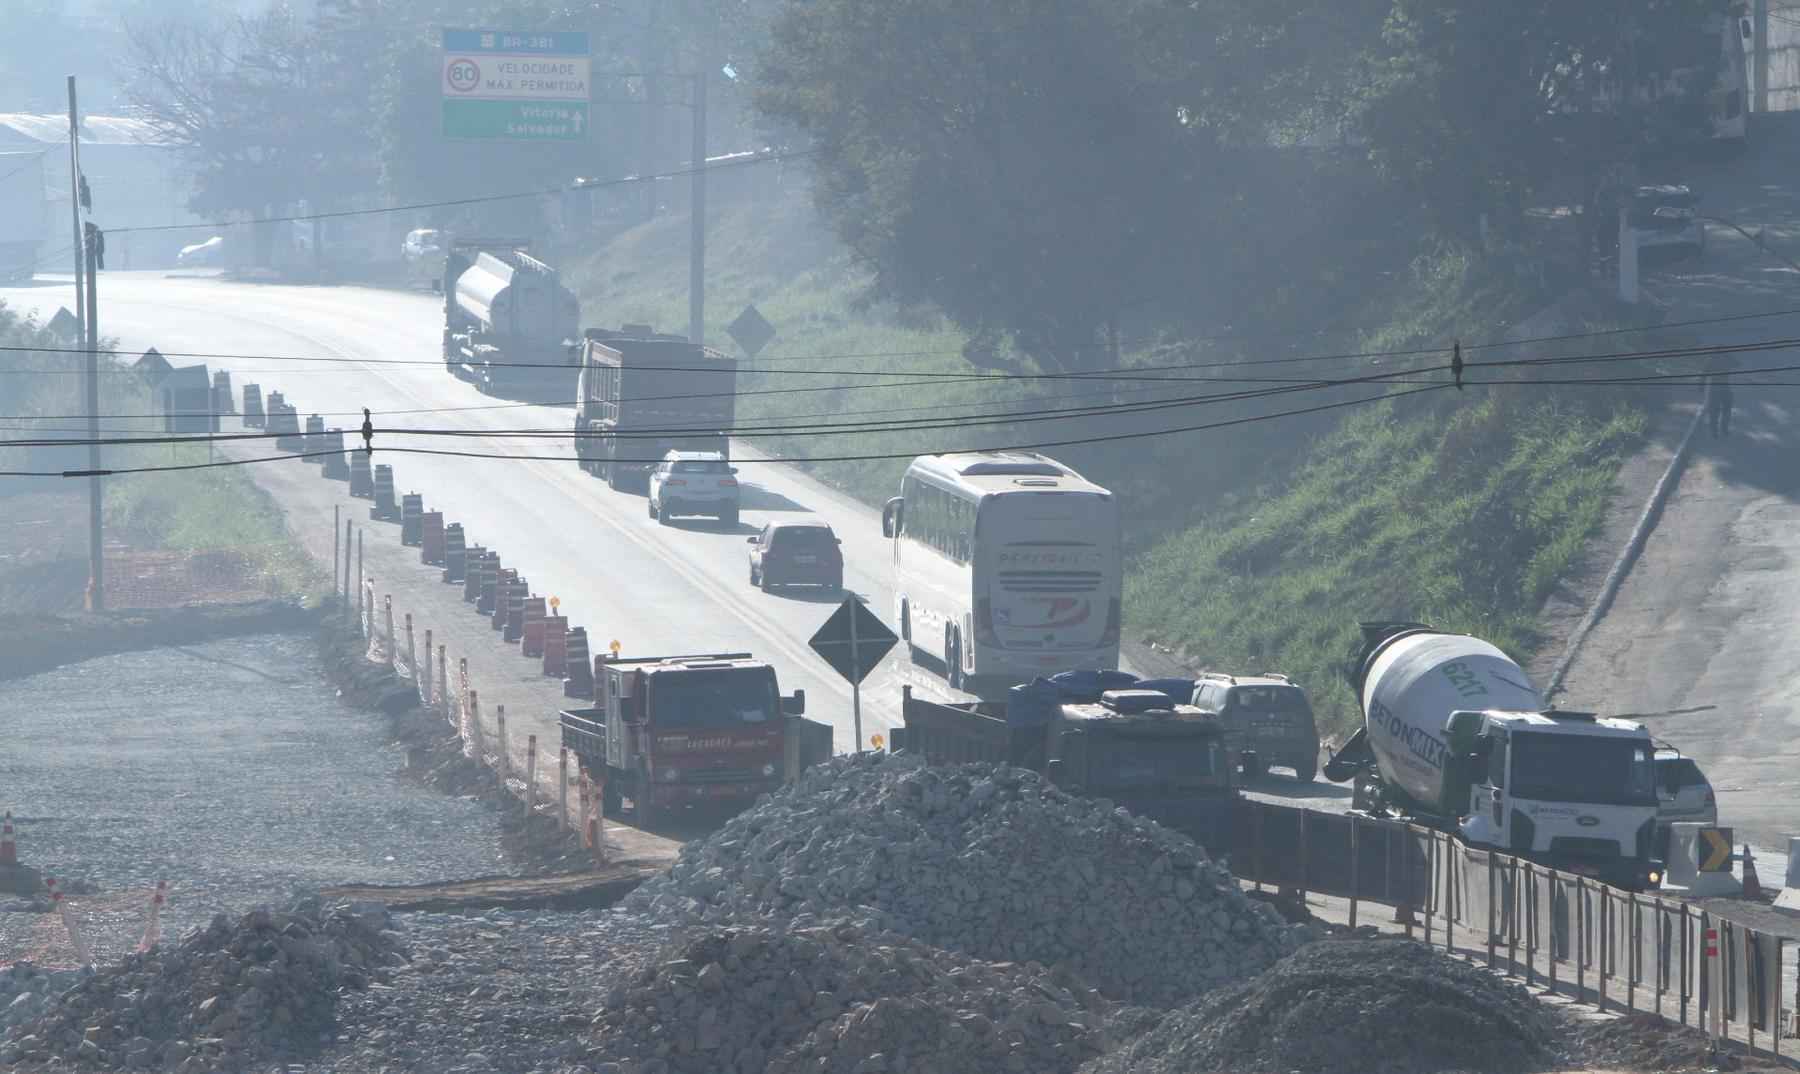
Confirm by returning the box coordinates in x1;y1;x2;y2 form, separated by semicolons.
332;505;339;610
438;644;450;724
559;747;571;830
525;734;538;841
384;596;396;672
467;690;481;760
1348;813;1360;930
343;519;353;625
496;705;510;779
421;629;433;704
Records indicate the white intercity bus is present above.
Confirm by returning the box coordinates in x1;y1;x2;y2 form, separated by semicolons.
881;452;1121;689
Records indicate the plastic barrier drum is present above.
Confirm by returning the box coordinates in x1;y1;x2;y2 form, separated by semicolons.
540;616;568;676
305;415;326;460
370;465;399;521
503;588;529;643
349;450;373;498
441;526;467;582
400;494;424;545
323;429;349;480
420;512;445;564
490;574;523;629
463;550;494;603
242;384;264;428
563;628;592;698
520;597;548;656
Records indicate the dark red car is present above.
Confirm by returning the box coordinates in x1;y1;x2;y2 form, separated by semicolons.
747;518;843;591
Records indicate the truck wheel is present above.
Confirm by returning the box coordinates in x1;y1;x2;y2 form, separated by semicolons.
647;498;657;520
1240;752;1264;780
749;563;760;587
634;774;658;827
602;777;622;816
1293;755;1318;783
606;464;625;492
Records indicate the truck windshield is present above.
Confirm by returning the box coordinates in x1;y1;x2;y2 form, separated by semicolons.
1509;731;1657;806
1086;735;1224;791
650;669;776;728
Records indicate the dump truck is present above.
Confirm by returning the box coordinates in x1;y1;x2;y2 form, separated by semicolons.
573;325;737;491
559;651;831;826
891;683;1240;851
442;243;580;396
0;152;47;284
1324;621;1664;890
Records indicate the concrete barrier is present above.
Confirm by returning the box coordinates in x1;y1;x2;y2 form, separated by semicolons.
1662;823;1742;897
1775;836;1800;910
420;512;445;564
439;524;465;580
400;493;424;545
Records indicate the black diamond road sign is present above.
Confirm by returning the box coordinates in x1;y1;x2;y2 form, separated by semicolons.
727;303;777;358
808;596;898;686
47;307;79;339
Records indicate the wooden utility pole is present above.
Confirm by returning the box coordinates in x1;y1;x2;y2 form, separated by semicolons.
689;67;707;347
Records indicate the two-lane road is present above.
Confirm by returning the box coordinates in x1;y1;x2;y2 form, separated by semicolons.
1;272;967;749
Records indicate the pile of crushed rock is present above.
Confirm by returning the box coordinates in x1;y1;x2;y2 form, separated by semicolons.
1080;937;1556;1074
591;922;1123;1074
624;753;1305;1005
0;962;87;1038
0;899;405;1072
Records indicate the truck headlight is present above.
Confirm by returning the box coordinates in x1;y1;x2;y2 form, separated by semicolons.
761;763;776;777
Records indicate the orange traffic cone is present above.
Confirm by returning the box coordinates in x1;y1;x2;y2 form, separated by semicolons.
1;811;16;867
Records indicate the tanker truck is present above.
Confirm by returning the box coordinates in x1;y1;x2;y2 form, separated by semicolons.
442;243;581;397
1324;622;1664;891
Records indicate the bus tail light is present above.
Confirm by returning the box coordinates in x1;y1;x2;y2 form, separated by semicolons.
975;598;1000;647
1101;598;1121;647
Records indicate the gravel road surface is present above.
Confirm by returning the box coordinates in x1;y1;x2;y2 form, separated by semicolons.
0;634;505;966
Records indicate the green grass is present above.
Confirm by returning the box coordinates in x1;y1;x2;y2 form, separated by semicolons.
0;298;320;601
566;193;1656;734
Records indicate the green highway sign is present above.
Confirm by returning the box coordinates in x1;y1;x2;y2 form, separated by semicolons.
442;99;590;142
442;28;590;142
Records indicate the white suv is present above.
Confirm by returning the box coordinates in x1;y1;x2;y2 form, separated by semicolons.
648;450;740;526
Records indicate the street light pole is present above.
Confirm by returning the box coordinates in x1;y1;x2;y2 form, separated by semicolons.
65;77;84;338
689;67;707;347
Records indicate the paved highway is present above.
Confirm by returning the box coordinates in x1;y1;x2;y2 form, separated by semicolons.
0;271;977;751
0;271;1355;816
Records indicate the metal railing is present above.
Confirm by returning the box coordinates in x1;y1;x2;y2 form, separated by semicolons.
1228;799;1796;1060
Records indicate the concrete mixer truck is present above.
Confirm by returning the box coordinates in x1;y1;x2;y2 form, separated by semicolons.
1324;622;1664;891
442;243;581;397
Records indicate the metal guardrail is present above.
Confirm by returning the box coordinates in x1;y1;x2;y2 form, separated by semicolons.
1228;799;1796;1060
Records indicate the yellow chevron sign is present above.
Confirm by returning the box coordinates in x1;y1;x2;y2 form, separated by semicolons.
1699;827;1734;872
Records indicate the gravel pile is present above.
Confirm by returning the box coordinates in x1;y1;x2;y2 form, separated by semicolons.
1;899;404;1071
625;753;1304;1005
0;962;86;1036
1081;937;1555;1074
591;922;1118;1074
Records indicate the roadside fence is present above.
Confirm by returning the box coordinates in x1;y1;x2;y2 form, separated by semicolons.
1228;799;1797;1059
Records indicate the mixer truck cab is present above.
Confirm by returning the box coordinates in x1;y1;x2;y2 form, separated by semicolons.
1329;621;1663;892
1449;709;1663;890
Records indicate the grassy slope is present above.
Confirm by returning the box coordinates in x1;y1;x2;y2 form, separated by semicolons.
565;194;1649;737
0;301;320;602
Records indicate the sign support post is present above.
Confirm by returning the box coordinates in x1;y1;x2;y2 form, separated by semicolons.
808;596;898;753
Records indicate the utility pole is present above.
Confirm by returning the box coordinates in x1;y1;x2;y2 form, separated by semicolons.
642;2;662;223
1754;0;1770;113
65;77;84;340
83;222;102;611
689;67;706;347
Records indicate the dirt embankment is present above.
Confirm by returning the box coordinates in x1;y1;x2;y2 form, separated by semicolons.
0;600;321;683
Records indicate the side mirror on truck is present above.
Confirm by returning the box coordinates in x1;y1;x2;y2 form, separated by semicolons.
781;689;806;716
882;497;903;538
